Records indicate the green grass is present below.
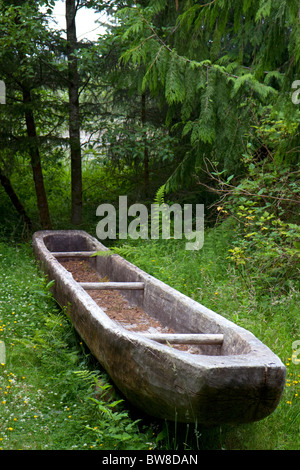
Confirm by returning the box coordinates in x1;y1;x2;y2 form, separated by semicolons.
0;224;299;450
113;220;299;450
0;242;155;450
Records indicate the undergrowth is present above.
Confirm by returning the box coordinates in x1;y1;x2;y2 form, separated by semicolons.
0;242;155;450
0;218;299;450
115;217;299;450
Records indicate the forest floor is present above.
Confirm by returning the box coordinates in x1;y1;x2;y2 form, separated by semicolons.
0;236;299;451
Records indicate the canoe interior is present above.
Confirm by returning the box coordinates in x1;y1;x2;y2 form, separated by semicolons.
43;231;253;358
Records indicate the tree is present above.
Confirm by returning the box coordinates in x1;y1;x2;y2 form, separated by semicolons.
0;165;32;228
0;0;57;229
76;3;179;201
22;84;52;229
66;0;82;225
118;0;300;193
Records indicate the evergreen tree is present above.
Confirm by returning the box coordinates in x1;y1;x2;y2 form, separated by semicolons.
78;5;177;201
118;0;300;193
0;0;65;229
66;0;82;225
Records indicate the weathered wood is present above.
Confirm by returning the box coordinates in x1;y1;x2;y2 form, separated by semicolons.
33;230;287;426
52;251;97;258
141;333;224;345
79;281;145;290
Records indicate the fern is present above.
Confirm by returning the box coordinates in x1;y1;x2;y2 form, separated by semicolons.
154;184;165;205
109;244;139;258
165;51;186;105
73;369;100;384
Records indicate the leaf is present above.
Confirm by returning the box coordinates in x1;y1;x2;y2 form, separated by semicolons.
46;280;55;289
232;73;254;94
90;250;112;257
255;0;272;21
165;51;186;104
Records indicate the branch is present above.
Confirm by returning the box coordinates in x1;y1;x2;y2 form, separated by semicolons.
197;159;300;206
133;3;240;80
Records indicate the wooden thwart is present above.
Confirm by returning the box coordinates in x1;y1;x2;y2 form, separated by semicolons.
79;281;145;290
52;251;97;258
141;333;224;345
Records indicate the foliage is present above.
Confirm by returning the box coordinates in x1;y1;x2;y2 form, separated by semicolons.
225;199;300;294
118;229;299;450
0;0;68;229
199;108;300;294
117;0;300;190
0;243;155;450
0;0;299;452
90;120;176;195
87;397;153;450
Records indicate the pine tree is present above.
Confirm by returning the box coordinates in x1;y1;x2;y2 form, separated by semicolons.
0;0;56;229
118;0;300;192
66;0;82;226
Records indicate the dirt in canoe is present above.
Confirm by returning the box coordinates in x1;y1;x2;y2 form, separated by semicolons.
59;258;200;354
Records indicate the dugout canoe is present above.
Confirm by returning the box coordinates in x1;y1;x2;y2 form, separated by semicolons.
32;230;286;425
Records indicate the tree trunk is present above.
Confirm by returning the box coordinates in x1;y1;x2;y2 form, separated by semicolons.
22;87;52;230
0;165;32;228
66;0;82;225
141;93;149;195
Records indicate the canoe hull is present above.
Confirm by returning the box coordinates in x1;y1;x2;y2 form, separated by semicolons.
32;230;286;425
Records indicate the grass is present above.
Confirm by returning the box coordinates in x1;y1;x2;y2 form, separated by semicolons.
0;221;299;450
114;219;299;450
0;242;155;450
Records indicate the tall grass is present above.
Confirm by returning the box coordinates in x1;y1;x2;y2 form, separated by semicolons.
115;219;299;450
0;222;299;450
0;242;154;450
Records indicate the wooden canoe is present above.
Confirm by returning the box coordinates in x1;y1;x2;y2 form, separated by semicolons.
32;230;286;425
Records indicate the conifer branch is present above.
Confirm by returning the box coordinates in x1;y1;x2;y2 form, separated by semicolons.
133;3;240;80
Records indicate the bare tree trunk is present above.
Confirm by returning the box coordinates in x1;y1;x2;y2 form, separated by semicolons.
0;165;32;228
141;93;149;195
22;87;52;230
66;0;82;225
